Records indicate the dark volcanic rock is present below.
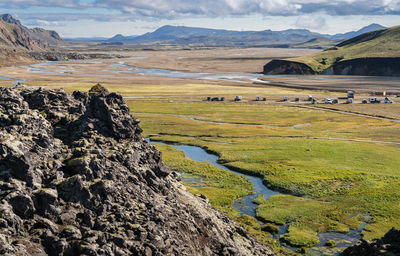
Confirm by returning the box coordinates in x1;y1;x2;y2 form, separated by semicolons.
263;59;316;75
263;57;400;76
28;52;124;61
0;85;273;256
341;228;400;256
323;57;400;76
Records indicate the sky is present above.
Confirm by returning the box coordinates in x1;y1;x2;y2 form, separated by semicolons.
0;0;400;38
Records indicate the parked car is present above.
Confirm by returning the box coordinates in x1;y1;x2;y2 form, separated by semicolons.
311;98;318;104
262;97;267;101
346;98;353;104
324;98;332;104
384;97;393;104
308;95;313;101
369;98;381;104
295;97;300;102
332;99;338;104
235;96;242;101
283;96;288;101
362;99;368;104
256;96;260;101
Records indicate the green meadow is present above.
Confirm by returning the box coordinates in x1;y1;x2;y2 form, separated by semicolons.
127;99;400;249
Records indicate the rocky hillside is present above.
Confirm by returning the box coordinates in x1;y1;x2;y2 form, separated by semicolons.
341;228;400;255
0;85;272;256
264;25;400;76
0;14;63;50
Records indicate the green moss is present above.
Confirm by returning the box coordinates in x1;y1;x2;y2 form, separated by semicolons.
39;110;47;117
325;240;336;247
282;226;319;247
253;194;267;205
66;157;87;168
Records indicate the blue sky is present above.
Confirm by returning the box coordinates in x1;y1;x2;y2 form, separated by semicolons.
0;0;399;37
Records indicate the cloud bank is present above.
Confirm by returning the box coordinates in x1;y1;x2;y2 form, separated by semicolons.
1;0;400;18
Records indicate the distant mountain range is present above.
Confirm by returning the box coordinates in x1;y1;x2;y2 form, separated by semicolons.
0;14;63;50
330;24;386;40
91;23;387;48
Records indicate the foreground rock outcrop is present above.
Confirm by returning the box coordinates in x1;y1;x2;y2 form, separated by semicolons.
0;85;273;255
341;228;400;255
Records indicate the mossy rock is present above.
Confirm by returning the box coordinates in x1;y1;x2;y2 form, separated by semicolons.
253;194;267;205
89;83;109;95
66;157;87;168
261;223;280;235
325;239;336;247
282;226;319;247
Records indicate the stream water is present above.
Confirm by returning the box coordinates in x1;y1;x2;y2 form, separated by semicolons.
147;138;280;216
0;59;266;84
146;138;366;255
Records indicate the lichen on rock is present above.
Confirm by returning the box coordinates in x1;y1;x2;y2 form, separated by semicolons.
0;85;273;256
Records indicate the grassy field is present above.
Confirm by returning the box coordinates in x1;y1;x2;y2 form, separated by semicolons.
154;144;253;207
125;98;400;250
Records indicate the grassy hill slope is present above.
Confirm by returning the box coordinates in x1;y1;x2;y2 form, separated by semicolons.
295;25;400;72
264;25;400;75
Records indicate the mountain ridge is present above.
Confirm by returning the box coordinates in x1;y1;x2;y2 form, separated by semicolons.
0;14;64;50
103;24;386;47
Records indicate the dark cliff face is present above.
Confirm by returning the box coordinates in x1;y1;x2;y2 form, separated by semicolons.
263;59;316;75
324;57;400;76
263;58;400;77
0;85;272;256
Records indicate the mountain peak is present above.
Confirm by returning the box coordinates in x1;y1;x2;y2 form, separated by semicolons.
0;14;21;26
358;23;386;33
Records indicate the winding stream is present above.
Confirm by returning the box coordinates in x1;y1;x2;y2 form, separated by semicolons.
147;138;279;216
146;138;366;255
0;59;266;84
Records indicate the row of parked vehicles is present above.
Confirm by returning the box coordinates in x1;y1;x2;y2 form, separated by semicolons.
362;97;393;104
207;95;394;104
321;97;393;104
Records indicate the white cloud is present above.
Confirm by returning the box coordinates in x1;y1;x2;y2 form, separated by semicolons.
295;15;327;30
91;0;400;17
0;0;399;20
35;19;60;26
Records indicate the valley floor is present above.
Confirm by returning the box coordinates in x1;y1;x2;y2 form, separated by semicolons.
2;47;400;255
